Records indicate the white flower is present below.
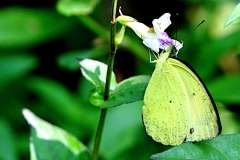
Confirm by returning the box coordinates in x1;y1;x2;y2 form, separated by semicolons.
116;13;183;53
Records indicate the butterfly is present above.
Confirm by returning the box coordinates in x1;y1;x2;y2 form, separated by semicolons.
143;46;221;145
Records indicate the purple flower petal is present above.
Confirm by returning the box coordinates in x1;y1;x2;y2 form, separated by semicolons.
157;32;174;49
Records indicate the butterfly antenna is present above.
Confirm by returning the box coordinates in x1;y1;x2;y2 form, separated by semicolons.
194;20;206;31
174;13;179;40
171;12;180;58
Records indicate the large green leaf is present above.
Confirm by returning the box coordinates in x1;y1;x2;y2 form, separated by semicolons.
225;3;240;27
57;0;100;16
0;54;37;88
0;120;17;160
151;134;240;160
0;7;71;49
90;75;150;108
58;46;107;71
23;109;91;160
79;59;117;93
99;101;144;159
207;74;240;104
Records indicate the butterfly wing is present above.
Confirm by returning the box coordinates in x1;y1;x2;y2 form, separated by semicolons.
143;57;221;145
168;58;221;142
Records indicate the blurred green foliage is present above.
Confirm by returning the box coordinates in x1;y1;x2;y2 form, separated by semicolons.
57;0;100;16
0;120;17;160
0;0;240;159
0;7;72;49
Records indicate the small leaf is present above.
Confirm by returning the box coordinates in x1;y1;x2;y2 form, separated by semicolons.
0;120;17;160
0;7;72;49
90;75;150;108
58;46;107;71
23;109;91;160
207;74;240;104
151;134;240;160
79;59;117;93
0;54;37;88
225;3;240;27
57;0;100;16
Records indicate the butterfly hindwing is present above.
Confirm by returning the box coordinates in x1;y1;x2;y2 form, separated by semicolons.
168;58;220;142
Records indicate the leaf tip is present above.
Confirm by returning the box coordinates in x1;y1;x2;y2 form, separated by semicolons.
22;108;37;128
22;108;30;121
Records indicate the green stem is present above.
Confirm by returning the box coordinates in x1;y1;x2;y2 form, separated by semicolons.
92;0;118;160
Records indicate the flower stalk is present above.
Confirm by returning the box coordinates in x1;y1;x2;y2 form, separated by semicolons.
92;0;118;160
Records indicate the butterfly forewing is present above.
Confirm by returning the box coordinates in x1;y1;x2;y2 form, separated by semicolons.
143;58;188;145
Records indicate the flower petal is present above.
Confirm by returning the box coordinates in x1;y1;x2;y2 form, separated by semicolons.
152;13;171;35
173;40;183;51
142;32;160;53
158;32;174;46
126;21;150;38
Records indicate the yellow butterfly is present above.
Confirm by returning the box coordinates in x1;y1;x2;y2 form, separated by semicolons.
143;47;221;145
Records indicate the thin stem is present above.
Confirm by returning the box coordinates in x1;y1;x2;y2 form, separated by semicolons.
92;0;118;160
91;109;107;160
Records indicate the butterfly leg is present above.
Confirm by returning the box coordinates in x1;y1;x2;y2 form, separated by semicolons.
148;50;157;63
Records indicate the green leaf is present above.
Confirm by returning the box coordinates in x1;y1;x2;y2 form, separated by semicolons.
207;74;240;104
0;7;71;49
225;3;240;27
151;134;240;160
79;59;117;93
0;120;17;160
23;109;91;160
57;0;100;16
90;75;150;108
58;47;107;71
0;54;37;88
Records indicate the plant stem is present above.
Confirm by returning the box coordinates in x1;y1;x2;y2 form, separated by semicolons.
92;0;118;160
